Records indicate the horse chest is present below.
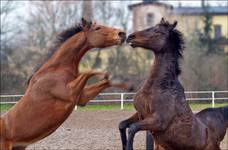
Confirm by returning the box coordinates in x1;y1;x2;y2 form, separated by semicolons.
133;91;156;118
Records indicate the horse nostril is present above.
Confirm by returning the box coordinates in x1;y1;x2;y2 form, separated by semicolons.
127;34;135;42
128;34;135;40
118;32;126;38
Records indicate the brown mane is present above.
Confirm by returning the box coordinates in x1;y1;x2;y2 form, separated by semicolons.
27;22;89;85
48;23;84;57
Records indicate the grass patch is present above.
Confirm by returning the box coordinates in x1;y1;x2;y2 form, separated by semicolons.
1;102;227;112
77;102;228;111
77;103;133;111
188;102;228;110
0;104;14;113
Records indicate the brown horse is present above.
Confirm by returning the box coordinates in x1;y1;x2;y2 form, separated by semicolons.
0;18;128;150
119;18;228;150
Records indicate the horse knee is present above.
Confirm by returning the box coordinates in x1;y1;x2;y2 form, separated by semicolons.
119;120;129;131
128;124;139;135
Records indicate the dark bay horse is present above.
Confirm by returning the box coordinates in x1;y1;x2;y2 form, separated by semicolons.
0;18;128;150
119;18;228;150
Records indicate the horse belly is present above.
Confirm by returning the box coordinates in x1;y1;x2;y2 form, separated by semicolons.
157;120;207;150
5;97;75;144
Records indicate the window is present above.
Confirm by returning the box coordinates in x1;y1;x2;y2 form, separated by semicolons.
214;25;221;39
147;13;154;26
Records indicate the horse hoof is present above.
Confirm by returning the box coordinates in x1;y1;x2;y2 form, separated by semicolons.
98;72;109;80
103;72;109;80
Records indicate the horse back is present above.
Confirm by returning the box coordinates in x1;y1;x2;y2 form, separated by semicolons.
196;106;228;141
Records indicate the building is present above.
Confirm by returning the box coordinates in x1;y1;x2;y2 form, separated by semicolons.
129;0;228;51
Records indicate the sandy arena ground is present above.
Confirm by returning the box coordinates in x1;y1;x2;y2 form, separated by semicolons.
23;110;227;150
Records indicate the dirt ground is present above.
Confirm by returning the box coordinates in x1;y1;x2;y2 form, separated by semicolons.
24;110;227;150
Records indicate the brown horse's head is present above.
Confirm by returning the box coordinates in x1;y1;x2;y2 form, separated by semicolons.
127;18;183;54
81;18;126;48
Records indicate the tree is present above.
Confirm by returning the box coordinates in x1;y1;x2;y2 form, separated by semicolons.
82;0;93;20
0;1;26;94
1;1;82;93
199;3;223;54
16;1;81;75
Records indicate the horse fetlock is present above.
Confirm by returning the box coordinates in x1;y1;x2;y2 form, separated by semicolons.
97;72;110;80
77;102;87;107
77;99;88;107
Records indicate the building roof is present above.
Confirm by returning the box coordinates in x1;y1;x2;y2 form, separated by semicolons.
128;2;173;10
128;2;228;15
173;6;228;15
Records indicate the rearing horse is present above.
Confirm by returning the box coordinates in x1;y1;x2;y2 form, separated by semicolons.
0;18;127;150
120;18;228;150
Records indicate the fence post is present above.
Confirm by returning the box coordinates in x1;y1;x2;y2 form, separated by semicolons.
75;105;78;110
121;93;124;110
212;91;215;108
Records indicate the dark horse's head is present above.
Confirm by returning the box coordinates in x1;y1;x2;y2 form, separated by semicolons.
127;18;184;57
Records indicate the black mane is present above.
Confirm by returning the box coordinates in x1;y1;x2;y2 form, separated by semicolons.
169;29;185;59
159;20;185;58
159;21;185;75
169;29;185;75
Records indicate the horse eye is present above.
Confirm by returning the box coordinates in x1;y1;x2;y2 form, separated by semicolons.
95;27;101;30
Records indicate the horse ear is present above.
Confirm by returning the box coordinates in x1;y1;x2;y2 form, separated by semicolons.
81;17;92;29
171;21;178;29
160;17;165;24
81;17;88;27
92;21;96;28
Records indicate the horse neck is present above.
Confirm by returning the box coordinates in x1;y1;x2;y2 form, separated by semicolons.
44;32;90;75
143;49;180;90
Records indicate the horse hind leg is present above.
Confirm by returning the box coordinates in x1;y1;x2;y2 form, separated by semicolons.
0;140;13;150
119;113;140;150
204;143;221;150
12;146;26;150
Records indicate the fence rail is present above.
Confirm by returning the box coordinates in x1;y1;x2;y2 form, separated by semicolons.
1;91;228;109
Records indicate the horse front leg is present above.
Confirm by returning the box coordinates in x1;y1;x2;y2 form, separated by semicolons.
77;78;132;106
119;113;140;150
109;81;133;91
77;79;110;106
0;140;12;150
126;117;158;150
12;146;26;150
67;71;107;101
